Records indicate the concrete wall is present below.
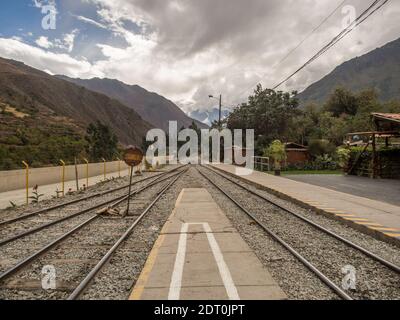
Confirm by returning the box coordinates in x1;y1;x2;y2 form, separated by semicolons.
0;161;131;193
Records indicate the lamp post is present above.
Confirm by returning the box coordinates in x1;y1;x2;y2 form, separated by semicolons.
208;94;222;129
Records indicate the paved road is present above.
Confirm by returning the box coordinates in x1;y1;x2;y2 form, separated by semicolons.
285;174;400;207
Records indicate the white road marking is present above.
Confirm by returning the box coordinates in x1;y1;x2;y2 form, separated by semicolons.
168;223;240;300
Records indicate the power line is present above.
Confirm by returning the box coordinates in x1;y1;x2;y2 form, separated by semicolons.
276;0;347;66
235;0;348;101
272;0;390;90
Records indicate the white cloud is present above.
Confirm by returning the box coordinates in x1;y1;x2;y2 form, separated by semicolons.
77;0;400;112
6;0;400;113
32;0;56;9
73;14;108;30
35;36;53;49
0;38;101;78
63;30;79;53
35;30;78;53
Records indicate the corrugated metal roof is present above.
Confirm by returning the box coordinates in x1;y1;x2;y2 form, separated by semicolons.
372;113;400;122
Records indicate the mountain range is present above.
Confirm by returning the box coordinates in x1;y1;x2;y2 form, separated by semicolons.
298;37;400;106
57;76;207;131
0;57;152;146
189;108;231;126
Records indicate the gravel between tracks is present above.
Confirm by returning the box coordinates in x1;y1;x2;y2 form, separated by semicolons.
0;166;184;300
1;166;399;300
198;166;400;300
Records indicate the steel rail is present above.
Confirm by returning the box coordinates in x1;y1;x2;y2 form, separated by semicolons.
0;167;187;282
0;166;184;228
67;168;188;300
0;167;186;247
197;167;352;300
203;165;400;274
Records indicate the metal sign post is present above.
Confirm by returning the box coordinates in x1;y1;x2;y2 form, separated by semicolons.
123;146;144;216
125;165;134;216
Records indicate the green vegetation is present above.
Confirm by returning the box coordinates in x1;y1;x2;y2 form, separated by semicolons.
85;121;119;161
264;140;286;172
0;120;121;170
226;85;400;172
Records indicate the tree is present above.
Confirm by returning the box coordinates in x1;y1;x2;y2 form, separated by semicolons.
227;85;299;153
324;87;359;117
308;139;336;158
265;140;286;174
85;121;119;161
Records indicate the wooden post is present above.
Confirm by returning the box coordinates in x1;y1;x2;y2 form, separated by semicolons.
125;165;134;217
372;133;377;179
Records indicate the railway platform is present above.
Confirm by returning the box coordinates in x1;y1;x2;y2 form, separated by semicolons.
129;188;286;300
211;164;400;246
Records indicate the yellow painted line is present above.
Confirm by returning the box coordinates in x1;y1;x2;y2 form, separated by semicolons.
369;227;400;232
344;218;370;222
335;214;356;217
384;233;400;238
358;222;383;227
325;210;346;214
129;234;166;300
128;189;185;300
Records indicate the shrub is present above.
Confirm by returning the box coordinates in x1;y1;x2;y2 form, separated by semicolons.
336;147;351;169
264;140;286;170
308;139;336;158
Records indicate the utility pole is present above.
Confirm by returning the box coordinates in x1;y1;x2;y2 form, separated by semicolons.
218;94;222;129
209;94;223;129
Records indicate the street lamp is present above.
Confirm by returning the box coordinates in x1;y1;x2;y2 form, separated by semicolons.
208;94;222;128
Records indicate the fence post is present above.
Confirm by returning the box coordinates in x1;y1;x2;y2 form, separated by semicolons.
22;161;29;205
102;158;106;180
60;160;65;196
74;157;79;191
117;157;121;178
83;158;89;188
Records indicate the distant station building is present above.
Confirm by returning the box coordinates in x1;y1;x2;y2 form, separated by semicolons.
346;113;400;179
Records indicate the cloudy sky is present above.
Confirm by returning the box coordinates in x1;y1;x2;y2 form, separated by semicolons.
0;0;399;113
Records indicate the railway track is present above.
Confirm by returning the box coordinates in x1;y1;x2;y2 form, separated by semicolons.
0;165;184;228
197;165;400;300
0;167;188;300
0;166;185;246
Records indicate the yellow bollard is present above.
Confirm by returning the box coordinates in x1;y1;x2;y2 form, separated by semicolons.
116;157;121;178
22;161;29;205
83;158;89;188
60;160;65;196
102;158;106;180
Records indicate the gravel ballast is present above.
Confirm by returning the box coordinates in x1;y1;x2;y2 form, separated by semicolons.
197;166;400;300
1;165;399;300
